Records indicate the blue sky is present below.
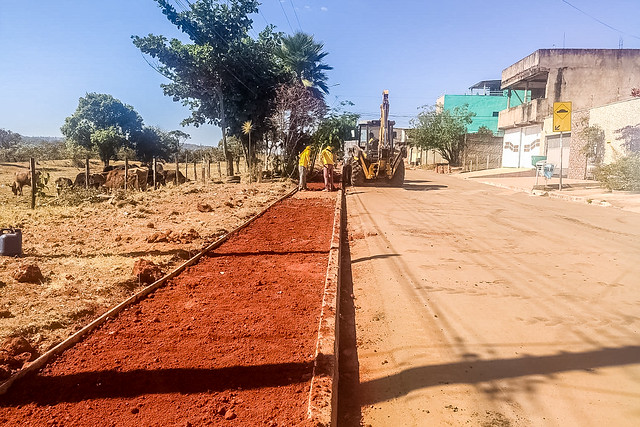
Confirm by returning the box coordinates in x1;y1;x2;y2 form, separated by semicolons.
1;0;640;146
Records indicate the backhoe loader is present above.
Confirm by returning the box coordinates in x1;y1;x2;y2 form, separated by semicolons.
346;90;406;186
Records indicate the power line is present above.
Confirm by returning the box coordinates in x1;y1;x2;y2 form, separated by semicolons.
560;0;640;41
168;0;266;95
259;10;271;27
276;0;295;33
289;0;303;31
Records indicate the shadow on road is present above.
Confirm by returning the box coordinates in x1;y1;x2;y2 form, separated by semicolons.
337;202;362;427
358;345;640;405
351;253;400;264
402;183;447;191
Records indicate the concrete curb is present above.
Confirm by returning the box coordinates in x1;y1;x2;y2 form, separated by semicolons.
308;189;343;426
0;186;298;396
478;180;613;207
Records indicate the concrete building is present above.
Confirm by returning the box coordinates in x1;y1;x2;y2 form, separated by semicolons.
437;80;523;135
498;49;640;177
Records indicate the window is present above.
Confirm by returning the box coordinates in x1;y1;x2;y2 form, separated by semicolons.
492;111;499;117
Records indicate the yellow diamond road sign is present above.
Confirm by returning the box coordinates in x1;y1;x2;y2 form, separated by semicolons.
553;102;572;132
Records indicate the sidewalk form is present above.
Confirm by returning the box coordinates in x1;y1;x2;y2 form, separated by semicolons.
454;168;640;214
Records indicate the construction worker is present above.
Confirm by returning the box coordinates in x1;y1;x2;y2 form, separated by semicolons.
298;145;311;191
320;144;335;191
342;147;353;186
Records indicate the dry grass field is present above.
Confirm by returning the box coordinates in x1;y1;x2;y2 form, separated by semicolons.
0;159;295;354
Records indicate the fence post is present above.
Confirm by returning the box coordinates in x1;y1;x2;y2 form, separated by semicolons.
175;155;179;185
207;158;211;181
185;152;188;180
486;155;490;170
85;157;90;189
201;158;206;185
30;157;36;209
217;161;221;178
193;160;197;181
124;157;129;192
153;157;157;190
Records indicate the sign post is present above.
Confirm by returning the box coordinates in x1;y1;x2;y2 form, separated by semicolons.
553;102;572;191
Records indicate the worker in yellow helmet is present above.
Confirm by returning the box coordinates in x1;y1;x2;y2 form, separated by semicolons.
298;145;311;191
320;144;335;191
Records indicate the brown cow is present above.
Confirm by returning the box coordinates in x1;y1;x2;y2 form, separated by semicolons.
162;170;187;185
104;168;149;191
54;177;73;195
72;172;106;189
11;171;40;196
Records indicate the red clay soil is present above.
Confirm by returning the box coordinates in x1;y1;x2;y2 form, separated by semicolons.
0;196;335;426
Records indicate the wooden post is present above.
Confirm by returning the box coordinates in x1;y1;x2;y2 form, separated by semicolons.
207;159;211;180
30;157;36;209
201;158;205;185
152;158;157;190
193;160;197;181
475;155;479;171
85;157;90;189
185;152;188;180
486;155;490;170
124;157;129;192
175;155;179;185
217;161;221;178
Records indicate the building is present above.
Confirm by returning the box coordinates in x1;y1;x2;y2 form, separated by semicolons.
437;80;523;135
498;49;640;177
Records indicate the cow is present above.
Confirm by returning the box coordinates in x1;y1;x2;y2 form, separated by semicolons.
11;171;40;196
147;169;166;187
162;170;187;185
103;164;139;173
73;172;106;189
104;168;149;191
54;177;73;195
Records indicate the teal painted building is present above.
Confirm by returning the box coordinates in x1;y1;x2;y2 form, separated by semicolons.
439;80;526;135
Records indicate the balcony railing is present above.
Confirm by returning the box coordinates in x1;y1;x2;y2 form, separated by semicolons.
498;98;550;129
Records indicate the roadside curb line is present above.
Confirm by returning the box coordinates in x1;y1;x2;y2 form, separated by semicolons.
478;180;613;207
0;186;298;396
308;189;343;426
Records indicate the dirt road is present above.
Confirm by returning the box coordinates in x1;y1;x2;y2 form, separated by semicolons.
344;168;640;426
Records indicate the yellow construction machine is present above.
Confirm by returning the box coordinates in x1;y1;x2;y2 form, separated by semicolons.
346;90;406;186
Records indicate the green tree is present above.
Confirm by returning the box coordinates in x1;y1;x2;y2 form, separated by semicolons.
0;129;22;161
61;93;144;165
313;102;359;151
277;32;332;99
476;125;494;137
579;124;605;166
133;0;285;176
409;105;475;166
134;126;188;164
91;127;126;166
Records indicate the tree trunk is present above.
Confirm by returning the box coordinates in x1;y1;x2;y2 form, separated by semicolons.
216;85;234;176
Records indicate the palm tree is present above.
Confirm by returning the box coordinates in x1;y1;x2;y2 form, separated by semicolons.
277;32;333;98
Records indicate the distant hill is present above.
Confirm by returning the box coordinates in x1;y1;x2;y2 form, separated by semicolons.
20;136;65;145
183;142;218;151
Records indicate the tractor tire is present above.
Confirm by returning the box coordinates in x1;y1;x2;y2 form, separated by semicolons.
390;161;405;187
351;161;365;186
